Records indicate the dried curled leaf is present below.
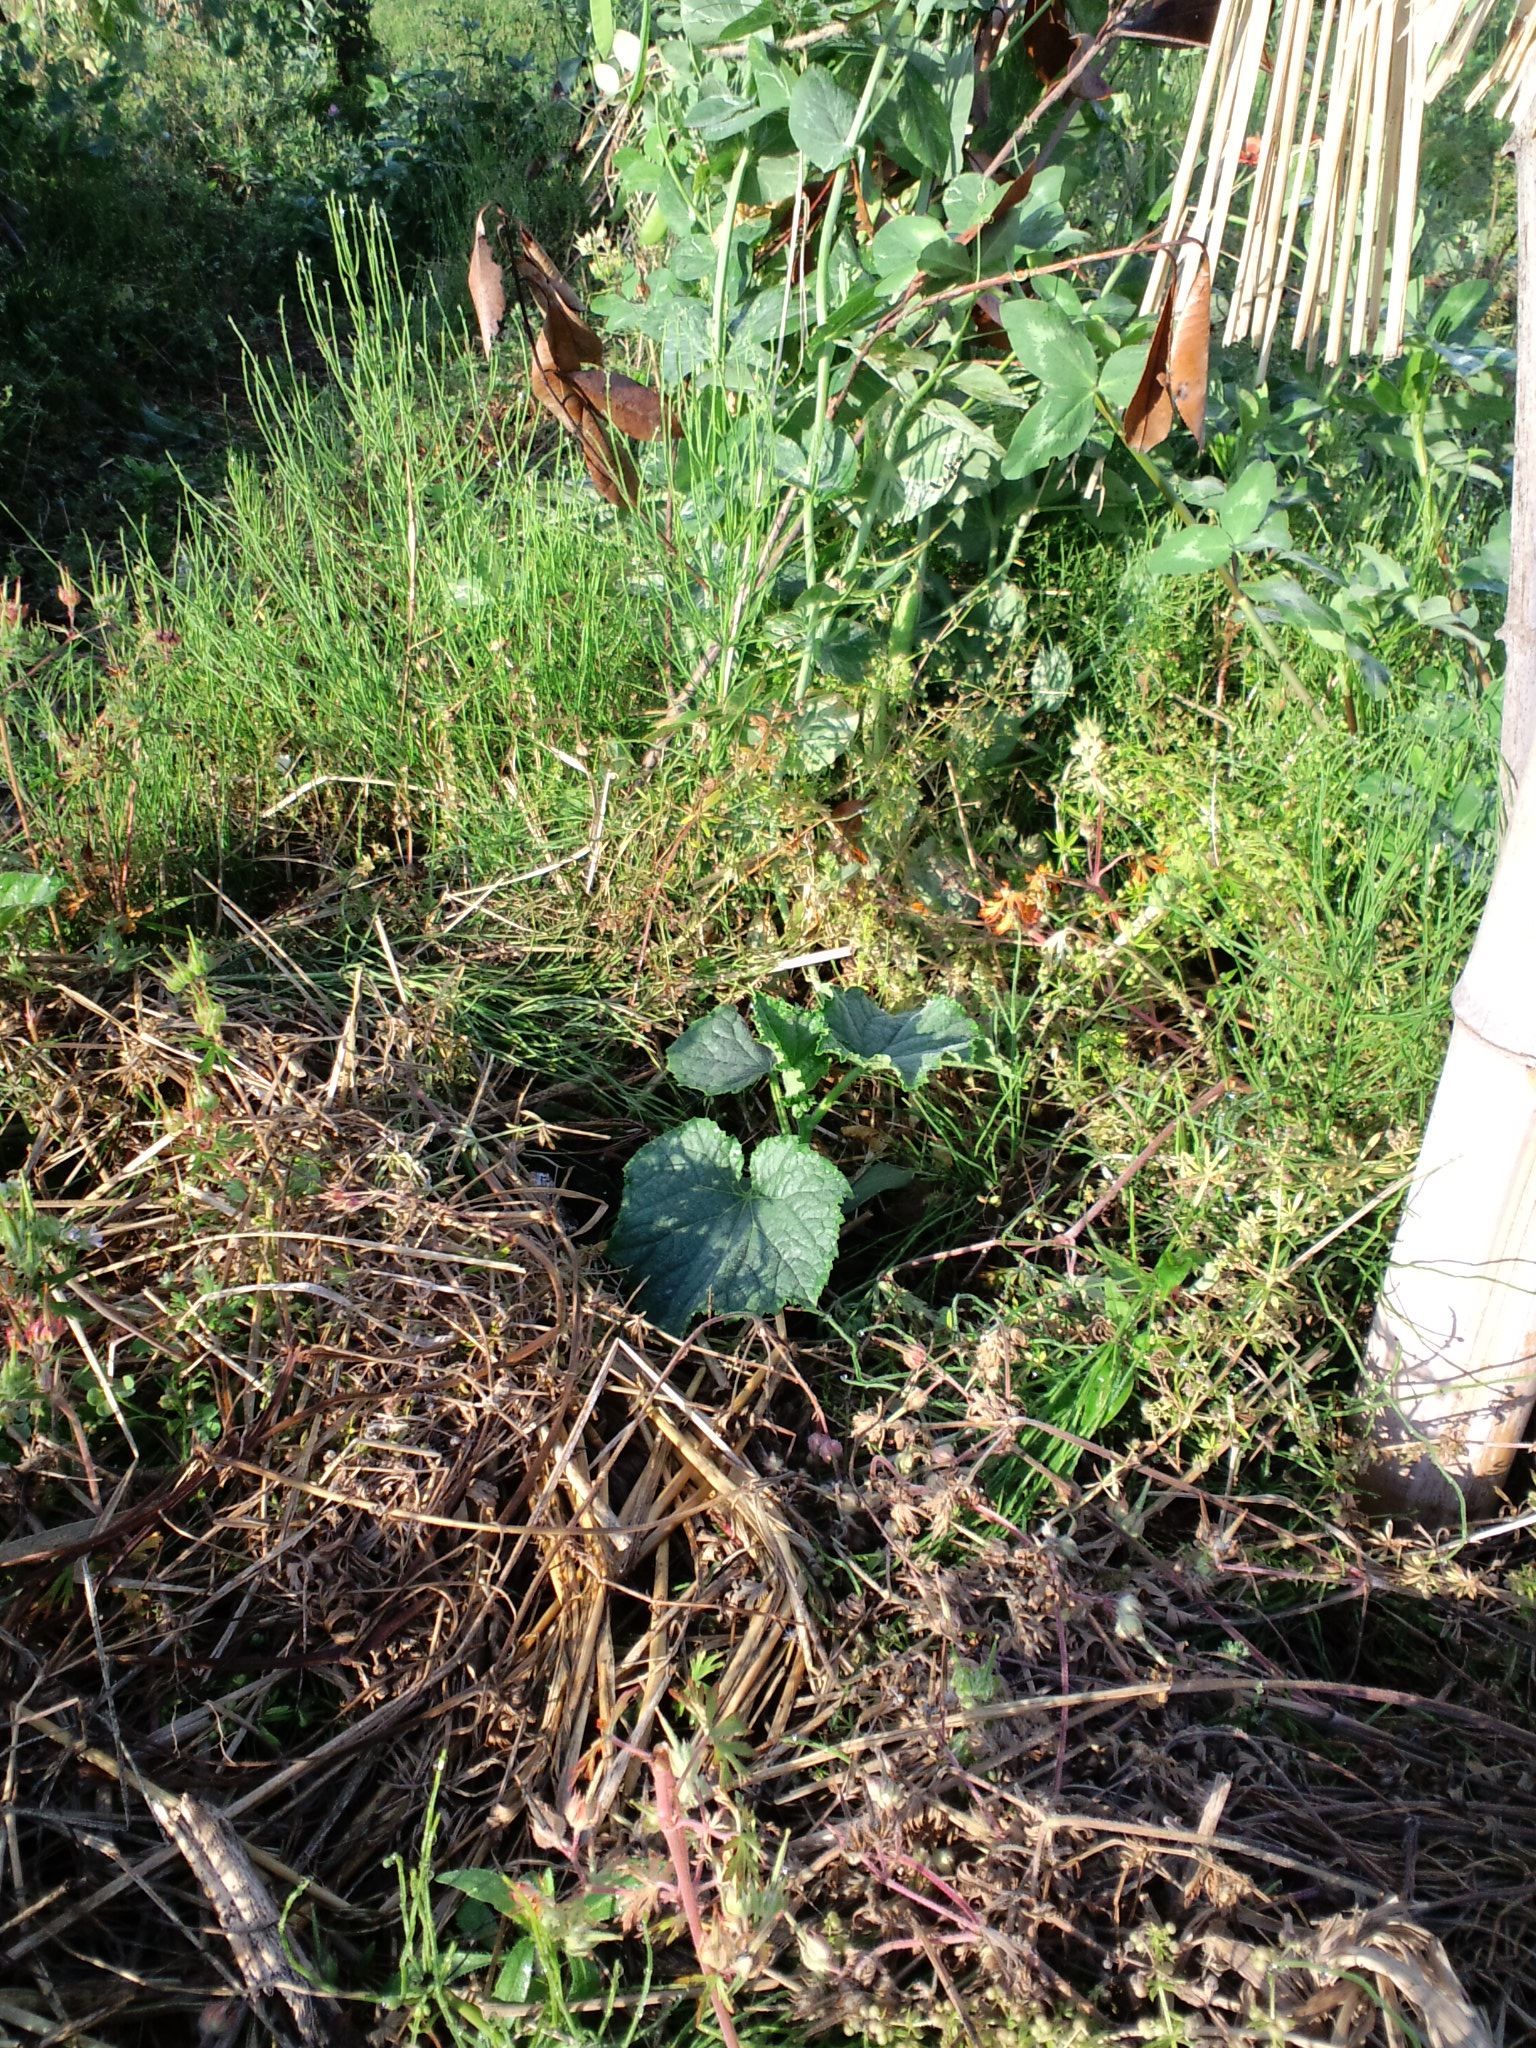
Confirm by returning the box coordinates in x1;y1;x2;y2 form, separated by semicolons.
570;368;678;442
476;212;666;510
468;205;505;359
1170;252;1211;448
1122;279;1176;453
978;886;1042;938
580;412;642;509
539;291;604;373
514;224;587;320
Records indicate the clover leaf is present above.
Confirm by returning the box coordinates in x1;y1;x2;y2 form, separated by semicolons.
820;989;979;1086
608;1120;847;1331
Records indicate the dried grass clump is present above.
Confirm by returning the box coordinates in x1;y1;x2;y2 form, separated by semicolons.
0;969;820;2041
0;965;1531;2048
750;1360;1533;2044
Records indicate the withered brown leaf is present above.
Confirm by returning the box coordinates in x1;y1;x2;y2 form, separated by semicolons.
468;206;506;359
499;216;661;510
1170;251;1211;448
539;291;604;373
579;411;642;510
570;368;678;442
514;225;587;321
1121;280;1176;453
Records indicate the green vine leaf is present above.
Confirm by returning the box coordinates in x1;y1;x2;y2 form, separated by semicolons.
608;1120;847;1330
1000;297;1097;403
667;1005;774;1095
788;65;858;170
751;992;830;1102
820;989;979;1086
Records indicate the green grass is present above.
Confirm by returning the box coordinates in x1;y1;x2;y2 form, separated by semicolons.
0;0;581;583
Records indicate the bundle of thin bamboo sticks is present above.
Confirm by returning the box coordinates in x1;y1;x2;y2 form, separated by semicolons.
1145;0;1533;370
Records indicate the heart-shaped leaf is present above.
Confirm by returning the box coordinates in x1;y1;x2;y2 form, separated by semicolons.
820;989;979;1086
751;992;830;1102
608;1121;847;1329
667;1005;773;1095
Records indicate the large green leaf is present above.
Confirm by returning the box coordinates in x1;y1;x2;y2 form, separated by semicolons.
751;992;830;1102
1215;460;1276;544
667;1005;773;1095
679;0;775;41
942;172;1003;237
999;298;1097;402
1000;393;1094;478
820;989;979;1086
608;1121;847;1329
897;67;952;177
789;66;857;169
884;401;1000;522
0;869;61;931
1143;525;1232;578
870;213;949;295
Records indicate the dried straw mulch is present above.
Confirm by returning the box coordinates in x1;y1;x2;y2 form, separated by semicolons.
0;962;1531;2047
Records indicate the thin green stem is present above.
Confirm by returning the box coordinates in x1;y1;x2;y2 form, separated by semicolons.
712;145;751;361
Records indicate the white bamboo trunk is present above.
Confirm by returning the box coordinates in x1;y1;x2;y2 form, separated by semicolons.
1364;118;1536;1525
1364;760;1536;1520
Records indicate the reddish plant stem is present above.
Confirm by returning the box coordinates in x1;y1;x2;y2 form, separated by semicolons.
651;1748;742;2048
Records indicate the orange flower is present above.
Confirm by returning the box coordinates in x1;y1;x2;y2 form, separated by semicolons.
979;886;1041;937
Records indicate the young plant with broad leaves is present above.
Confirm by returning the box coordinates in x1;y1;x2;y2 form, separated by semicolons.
607;986;981;1330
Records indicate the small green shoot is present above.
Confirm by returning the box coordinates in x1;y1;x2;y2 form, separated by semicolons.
609;988;981;1330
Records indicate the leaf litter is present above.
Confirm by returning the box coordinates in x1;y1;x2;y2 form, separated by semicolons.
0;954;1530;2045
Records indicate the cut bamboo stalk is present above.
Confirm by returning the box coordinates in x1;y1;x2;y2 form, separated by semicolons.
1294;0;1361;353
1364;762;1536;1521
1229;0;1314;340
1187;0;1275;304
1258;0;1338;373
1323;0;1377;363
1349;0;1402;356
1142;0;1245;312
1383;0;1427;351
